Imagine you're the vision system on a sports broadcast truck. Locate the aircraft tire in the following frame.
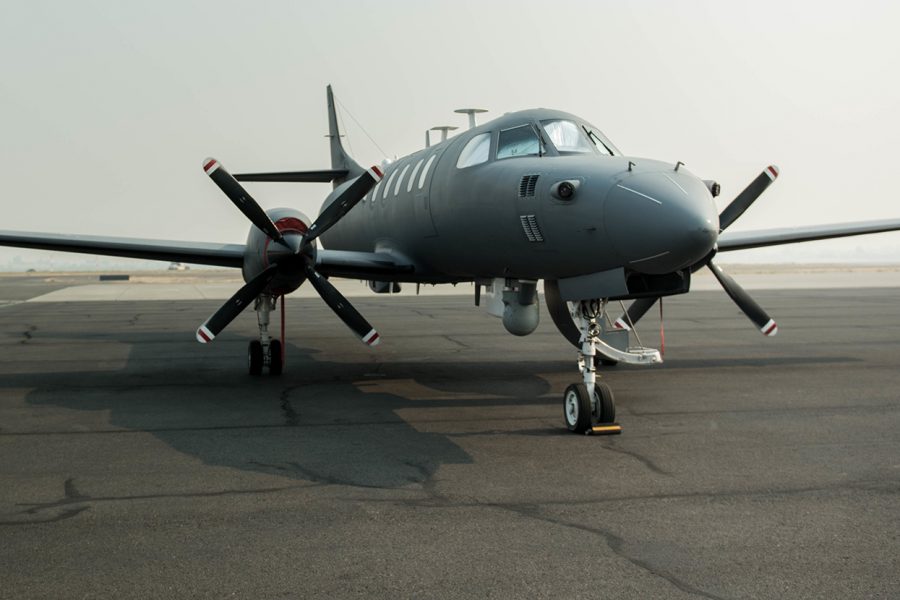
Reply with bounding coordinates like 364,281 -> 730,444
248,340 -> 264,376
269,340 -> 283,376
563,383 -> 592,433
593,382 -> 615,424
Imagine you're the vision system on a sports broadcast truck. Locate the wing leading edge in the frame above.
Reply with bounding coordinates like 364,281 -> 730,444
0,230 -> 417,279
717,218 -> 900,252
0,231 -> 245,268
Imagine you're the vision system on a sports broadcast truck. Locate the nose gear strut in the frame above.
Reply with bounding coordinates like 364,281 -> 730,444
563,299 -> 662,435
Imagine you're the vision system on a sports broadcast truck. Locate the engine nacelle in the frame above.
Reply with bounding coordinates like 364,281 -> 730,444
242,207 -> 312,295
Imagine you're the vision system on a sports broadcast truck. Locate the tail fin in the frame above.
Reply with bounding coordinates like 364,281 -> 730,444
327,85 -> 364,187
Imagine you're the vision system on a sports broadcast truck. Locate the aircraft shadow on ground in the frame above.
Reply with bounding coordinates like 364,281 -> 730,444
10,332 -> 573,489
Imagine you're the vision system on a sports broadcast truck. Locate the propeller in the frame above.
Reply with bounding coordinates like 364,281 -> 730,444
615,165 -> 780,336
196,159 -> 384,345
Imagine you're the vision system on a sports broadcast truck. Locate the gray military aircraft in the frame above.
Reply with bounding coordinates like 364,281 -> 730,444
3,85 -> 900,435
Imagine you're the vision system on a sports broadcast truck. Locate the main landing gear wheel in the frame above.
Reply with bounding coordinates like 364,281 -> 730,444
564,383 -> 593,433
248,340 -> 264,376
268,339 -> 283,376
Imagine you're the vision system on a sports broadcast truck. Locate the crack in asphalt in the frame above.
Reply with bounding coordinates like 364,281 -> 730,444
279,387 -> 301,426
600,440 -> 672,476
495,502 -> 728,600
19,325 -> 36,344
0,477 -> 317,526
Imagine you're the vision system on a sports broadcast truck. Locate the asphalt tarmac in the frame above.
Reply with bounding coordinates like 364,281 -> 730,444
1,278 -> 899,599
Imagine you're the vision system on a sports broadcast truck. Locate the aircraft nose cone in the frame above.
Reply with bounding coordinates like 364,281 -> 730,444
604,170 -> 718,274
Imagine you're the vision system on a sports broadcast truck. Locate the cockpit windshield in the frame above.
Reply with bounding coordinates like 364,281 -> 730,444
541,120 -> 593,153
541,119 -> 617,157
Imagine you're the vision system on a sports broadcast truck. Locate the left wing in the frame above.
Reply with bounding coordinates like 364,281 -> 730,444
717,218 -> 900,252
0,230 -> 419,280
0,230 -> 245,268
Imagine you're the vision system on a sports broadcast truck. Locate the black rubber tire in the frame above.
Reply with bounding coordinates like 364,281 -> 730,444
563,383 -> 593,433
268,340 -> 283,376
248,340 -> 264,376
593,382 -> 616,424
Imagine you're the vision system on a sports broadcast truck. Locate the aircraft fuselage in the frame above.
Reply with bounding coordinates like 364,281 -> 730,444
320,108 -> 719,284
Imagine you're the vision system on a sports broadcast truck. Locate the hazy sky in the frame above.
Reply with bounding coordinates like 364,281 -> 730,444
2,0 -> 900,267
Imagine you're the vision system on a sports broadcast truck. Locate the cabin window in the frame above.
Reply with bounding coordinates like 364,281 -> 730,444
407,158 -> 425,192
383,169 -> 399,199
394,164 -> 411,196
456,133 -> 491,168
497,124 -> 541,159
542,120 -> 593,153
418,154 -> 436,189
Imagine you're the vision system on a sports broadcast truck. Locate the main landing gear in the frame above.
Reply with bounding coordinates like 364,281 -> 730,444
563,299 -> 663,435
248,294 -> 283,376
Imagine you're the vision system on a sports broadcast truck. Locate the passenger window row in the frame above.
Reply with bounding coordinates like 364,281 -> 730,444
364,153 -> 437,204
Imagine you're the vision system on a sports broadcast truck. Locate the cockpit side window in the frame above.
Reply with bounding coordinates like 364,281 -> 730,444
497,124 -> 541,160
541,119 -> 594,153
456,133 -> 491,168
584,127 -> 617,156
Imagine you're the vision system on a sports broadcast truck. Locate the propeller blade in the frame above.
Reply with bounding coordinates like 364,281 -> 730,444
707,261 -> 778,336
614,297 -> 658,331
196,265 -> 278,343
304,166 -> 383,244
203,158 -> 286,245
718,165 -> 779,232
304,263 -> 381,346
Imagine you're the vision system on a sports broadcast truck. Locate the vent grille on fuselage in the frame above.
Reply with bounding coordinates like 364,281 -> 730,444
518,174 -> 539,197
520,214 -> 544,242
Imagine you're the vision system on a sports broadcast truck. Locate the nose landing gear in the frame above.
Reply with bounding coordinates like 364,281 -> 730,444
248,294 -> 284,376
563,299 -> 662,434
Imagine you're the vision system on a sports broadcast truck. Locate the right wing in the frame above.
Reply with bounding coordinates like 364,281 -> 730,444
0,230 -> 245,268
717,218 -> 900,252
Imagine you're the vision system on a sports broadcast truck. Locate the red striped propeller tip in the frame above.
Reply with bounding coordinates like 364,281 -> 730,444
202,158 -> 221,175
761,319 -> 778,336
367,165 -> 384,181
362,329 -> 381,346
196,325 -> 215,343
765,165 -> 780,181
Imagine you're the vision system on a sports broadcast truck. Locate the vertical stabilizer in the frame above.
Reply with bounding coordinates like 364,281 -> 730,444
327,85 -> 364,187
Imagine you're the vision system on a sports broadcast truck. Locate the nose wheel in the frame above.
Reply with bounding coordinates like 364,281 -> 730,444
563,300 -> 621,435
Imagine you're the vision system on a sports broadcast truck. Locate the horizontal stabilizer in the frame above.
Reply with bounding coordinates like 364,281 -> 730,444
234,169 -> 349,183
